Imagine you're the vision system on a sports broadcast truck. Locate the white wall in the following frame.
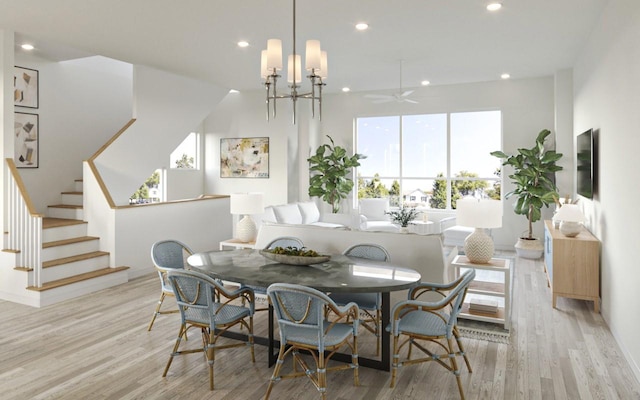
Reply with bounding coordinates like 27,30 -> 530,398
0,30 -> 14,233
11,55 -> 132,213
573,0 -> 640,380
203,91 -> 295,207
95,65 -> 228,205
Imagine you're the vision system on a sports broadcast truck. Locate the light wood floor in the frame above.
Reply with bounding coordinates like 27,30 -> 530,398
1,255 -> 639,399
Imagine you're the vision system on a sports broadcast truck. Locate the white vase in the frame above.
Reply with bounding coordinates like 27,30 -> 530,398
399,226 -> 409,234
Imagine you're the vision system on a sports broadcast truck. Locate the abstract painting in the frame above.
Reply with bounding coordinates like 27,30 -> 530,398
14,112 -> 39,168
220,137 -> 269,178
14,66 -> 39,109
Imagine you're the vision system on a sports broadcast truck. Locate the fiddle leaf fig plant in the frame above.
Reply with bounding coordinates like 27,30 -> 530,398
308,135 -> 366,213
491,129 -> 563,239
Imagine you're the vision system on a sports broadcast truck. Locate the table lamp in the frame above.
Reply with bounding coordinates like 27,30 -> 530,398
456,198 -> 503,264
230,192 -> 264,242
554,203 -> 585,237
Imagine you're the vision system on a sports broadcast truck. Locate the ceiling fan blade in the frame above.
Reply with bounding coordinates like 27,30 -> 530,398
400,90 -> 414,97
364,94 -> 395,99
403,98 -> 419,104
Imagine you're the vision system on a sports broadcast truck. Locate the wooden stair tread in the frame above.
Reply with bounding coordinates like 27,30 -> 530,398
43,218 -> 87,229
26,266 -> 129,292
43,251 -> 109,268
47,204 -> 83,209
43,236 -> 99,249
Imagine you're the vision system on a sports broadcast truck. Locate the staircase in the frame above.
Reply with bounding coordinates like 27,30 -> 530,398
11,179 -> 129,307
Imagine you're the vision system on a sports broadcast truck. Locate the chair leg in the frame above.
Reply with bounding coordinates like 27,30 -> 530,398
265,345 -> 287,400
318,352 -> 327,400
390,334 -> 399,388
375,308 -> 381,356
249,316 -> 255,363
352,334 -> 360,386
162,324 -> 185,377
206,328 -> 215,390
447,337 -> 466,400
147,292 -> 166,331
453,327 -> 472,372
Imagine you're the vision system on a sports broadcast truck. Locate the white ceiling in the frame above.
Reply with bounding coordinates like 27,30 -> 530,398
1,0 -> 607,94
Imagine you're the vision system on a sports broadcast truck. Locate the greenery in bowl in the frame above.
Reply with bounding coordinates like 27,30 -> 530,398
385,204 -> 421,227
270,246 -> 320,257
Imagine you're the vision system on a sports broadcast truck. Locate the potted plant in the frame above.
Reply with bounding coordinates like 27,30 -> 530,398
308,135 -> 366,213
386,204 -> 421,232
491,129 -> 563,259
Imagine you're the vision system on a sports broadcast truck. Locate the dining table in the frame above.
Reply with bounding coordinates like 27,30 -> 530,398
187,248 -> 422,371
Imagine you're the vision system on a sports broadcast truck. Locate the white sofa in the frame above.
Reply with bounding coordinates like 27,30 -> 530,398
255,223 -> 457,305
358,198 -> 399,232
260,201 -> 346,229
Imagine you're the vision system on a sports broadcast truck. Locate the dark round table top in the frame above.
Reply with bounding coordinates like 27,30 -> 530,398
187,249 -> 421,293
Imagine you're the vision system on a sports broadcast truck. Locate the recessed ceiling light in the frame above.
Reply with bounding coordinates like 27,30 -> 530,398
237,41 -> 249,48
501,73 -> 510,79
355,23 -> 369,31
342,87 -> 351,92
421,80 -> 430,86
21,44 -> 34,50
487,3 -> 502,11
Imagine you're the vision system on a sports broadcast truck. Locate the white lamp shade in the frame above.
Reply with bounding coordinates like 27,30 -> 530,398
456,198 -> 503,228
287,54 -> 302,84
230,193 -> 264,215
305,40 -> 321,71
554,204 -> 585,222
318,51 -> 328,78
266,39 -> 282,70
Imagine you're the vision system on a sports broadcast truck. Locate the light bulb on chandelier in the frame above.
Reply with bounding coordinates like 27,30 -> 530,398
261,0 -> 327,124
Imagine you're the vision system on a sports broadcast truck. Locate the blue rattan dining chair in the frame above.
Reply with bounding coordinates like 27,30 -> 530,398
245,237 -> 304,309
329,243 -> 390,356
147,239 -> 193,331
389,268 -> 476,399
163,269 -> 255,390
265,283 -> 360,400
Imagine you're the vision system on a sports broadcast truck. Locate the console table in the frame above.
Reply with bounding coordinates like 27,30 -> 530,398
543,220 -> 600,312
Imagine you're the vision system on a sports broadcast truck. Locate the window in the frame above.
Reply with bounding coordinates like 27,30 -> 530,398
129,168 -> 164,204
356,111 -> 501,209
170,132 -> 200,169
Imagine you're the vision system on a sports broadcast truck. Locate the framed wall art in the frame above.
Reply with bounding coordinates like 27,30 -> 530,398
14,112 -> 39,168
14,66 -> 39,109
220,137 -> 269,178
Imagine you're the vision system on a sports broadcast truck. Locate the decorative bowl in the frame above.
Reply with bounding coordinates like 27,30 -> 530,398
259,250 -> 330,266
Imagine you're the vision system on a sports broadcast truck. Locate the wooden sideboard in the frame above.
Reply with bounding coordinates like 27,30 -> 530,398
543,220 -> 600,312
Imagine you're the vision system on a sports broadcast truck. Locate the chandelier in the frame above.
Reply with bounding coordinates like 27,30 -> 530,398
260,0 -> 327,124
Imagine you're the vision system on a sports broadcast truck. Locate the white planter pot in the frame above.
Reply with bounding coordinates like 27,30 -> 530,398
514,237 -> 543,259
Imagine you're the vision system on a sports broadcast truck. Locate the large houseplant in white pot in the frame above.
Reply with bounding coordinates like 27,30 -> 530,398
308,135 -> 366,214
491,129 -> 563,259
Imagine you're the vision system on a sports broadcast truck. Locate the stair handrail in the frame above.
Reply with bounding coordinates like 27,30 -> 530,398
86,118 -> 136,209
5,158 -> 44,287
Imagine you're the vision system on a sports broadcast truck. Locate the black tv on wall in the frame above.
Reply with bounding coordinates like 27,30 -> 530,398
576,129 -> 596,199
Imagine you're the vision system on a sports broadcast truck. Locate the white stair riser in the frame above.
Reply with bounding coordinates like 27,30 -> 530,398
48,207 -> 84,220
42,240 -> 100,261
43,223 -> 88,243
61,193 -> 83,206
74,181 -> 83,192
38,270 -> 129,308
40,255 -> 110,282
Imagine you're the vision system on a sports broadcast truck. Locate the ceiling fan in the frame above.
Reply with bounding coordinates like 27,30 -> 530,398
364,60 -> 418,104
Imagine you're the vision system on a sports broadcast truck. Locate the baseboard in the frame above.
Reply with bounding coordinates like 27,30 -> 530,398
601,307 -> 640,385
